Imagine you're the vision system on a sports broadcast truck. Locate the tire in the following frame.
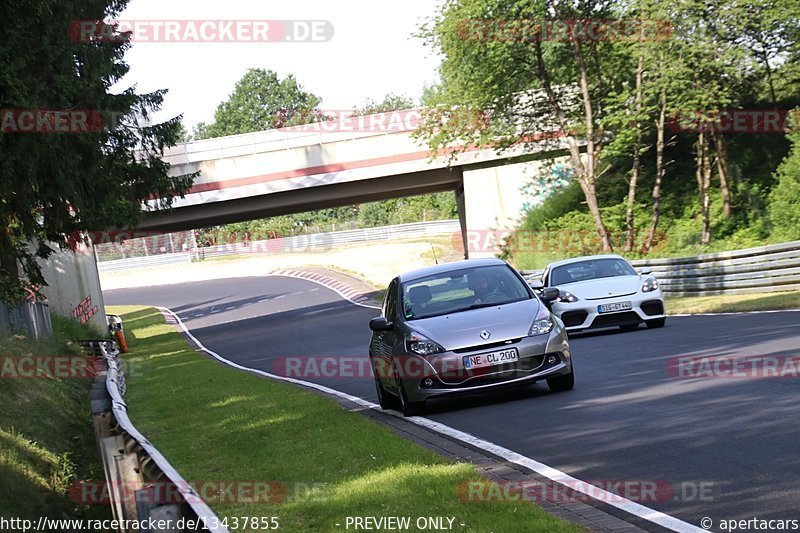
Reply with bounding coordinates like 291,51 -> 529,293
374,373 -> 400,411
646,318 -> 666,328
389,359 -> 425,416
397,380 -> 425,416
547,364 -> 575,393
619,323 -> 639,331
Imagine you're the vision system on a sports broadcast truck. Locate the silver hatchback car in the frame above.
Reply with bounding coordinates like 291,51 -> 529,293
368,258 -> 574,416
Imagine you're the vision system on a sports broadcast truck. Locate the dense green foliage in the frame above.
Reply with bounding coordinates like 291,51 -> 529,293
0,0 -> 194,303
191,69 -> 324,140
416,0 -> 800,266
769,115 -> 800,243
509,114 -> 800,268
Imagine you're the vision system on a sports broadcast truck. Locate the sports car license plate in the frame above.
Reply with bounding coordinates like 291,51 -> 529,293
598,301 -> 633,313
463,348 -> 519,370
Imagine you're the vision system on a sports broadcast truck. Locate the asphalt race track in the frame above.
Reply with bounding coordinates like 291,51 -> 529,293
105,275 -> 800,531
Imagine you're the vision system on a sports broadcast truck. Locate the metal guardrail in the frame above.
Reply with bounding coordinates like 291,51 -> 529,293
196,219 -> 461,260
96,220 -> 461,271
97,252 -> 192,273
629,240 -> 800,296
0,300 -> 53,339
520,240 -> 800,296
85,340 -> 227,533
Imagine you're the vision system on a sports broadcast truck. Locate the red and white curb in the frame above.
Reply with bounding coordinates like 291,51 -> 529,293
267,269 -> 380,309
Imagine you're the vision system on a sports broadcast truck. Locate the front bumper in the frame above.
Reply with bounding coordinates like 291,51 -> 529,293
399,325 -> 571,403
552,291 -> 665,331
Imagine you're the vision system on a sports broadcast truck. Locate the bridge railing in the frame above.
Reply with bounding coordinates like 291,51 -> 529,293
520,240 -> 800,296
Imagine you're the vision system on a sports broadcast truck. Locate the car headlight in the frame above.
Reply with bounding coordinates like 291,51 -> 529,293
558,291 -> 579,303
528,306 -> 554,336
642,277 -> 659,292
405,332 -> 445,356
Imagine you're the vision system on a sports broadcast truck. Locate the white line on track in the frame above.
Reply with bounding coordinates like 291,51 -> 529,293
156,294 -> 706,532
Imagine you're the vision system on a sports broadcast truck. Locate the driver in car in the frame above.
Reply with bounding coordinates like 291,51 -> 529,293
470,271 -> 504,304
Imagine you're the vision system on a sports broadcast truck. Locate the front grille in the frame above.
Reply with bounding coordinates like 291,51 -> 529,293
436,353 -> 556,387
590,311 -> 641,328
641,300 -> 664,316
453,338 -> 522,354
561,310 -> 588,327
585,291 -> 637,301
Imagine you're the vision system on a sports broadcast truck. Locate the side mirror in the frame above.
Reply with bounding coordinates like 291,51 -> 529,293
541,287 -> 560,303
369,317 -> 394,331
639,267 -> 652,275
528,279 -> 544,290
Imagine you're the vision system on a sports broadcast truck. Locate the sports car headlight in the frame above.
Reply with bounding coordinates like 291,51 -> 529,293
405,332 -> 445,356
558,291 -> 579,303
642,277 -> 659,292
528,306 -> 554,336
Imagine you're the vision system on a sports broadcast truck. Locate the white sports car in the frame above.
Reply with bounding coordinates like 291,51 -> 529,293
535,254 -> 666,332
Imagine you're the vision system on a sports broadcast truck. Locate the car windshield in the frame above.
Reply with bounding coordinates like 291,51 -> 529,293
401,264 -> 530,320
550,258 -> 637,285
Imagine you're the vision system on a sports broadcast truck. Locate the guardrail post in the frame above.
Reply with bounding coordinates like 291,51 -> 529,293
147,504 -> 183,532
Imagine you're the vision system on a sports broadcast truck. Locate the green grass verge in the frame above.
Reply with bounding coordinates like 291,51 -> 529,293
110,305 -> 582,533
666,290 -> 800,314
0,315 -> 110,521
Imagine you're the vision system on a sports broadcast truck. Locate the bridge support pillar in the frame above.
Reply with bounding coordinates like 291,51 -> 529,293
455,176 -> 468,260
461,158 -> 568,260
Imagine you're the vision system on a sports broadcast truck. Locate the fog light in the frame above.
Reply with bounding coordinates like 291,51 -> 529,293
547,356 -> 558,365
423,378 -> 433,387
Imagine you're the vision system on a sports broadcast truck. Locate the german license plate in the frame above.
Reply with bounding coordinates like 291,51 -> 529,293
598,301 -> 633,313
463,348 -> 519,370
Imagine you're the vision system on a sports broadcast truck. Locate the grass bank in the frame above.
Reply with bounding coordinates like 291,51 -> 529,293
110,305 -> 581,533
0,316 -> 110,521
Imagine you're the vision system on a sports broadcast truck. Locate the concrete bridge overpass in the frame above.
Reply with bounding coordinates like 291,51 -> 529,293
138,110 -> 571,256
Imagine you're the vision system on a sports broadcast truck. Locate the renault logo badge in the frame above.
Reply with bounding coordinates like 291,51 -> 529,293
480,330 -> 491,340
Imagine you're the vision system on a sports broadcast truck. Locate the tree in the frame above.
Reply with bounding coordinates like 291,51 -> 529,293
0,0 -> 194,304
194,69 -> 323,139
768,109 -> 800,242
417,0 -> 645,252
354,93 -> 416,115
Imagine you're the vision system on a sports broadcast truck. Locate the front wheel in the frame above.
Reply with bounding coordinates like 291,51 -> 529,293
396,377 -> 425,416
547,365 -> 575,393
646,318 -> 666,328
391,360 -> 425,416
374,373 -> 400,411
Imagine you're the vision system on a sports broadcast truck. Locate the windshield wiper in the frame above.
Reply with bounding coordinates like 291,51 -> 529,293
467,302 -> 501,310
